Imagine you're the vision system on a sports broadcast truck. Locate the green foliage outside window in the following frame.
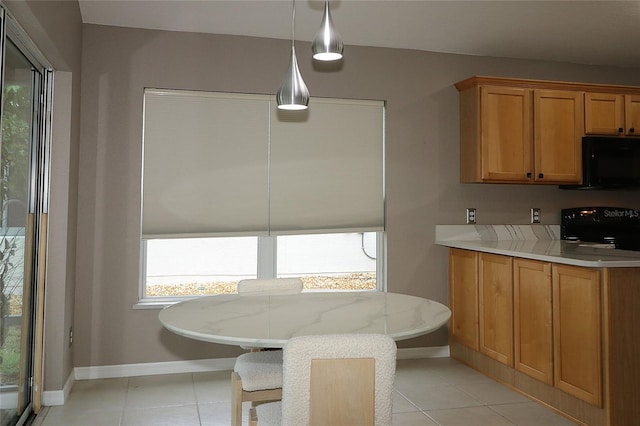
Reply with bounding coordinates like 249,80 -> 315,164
0,83 -> 31,385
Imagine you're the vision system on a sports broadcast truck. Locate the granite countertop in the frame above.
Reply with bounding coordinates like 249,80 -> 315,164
435,225 -> 640,268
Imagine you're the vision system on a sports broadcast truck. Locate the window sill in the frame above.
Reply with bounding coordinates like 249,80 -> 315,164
132,296 -> 199,310
133,289 -> 381,310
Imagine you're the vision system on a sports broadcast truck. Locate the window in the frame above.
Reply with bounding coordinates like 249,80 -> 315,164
142,232 -> 383,300
140,90 -> 385,303
276,233 -> 378,290
144,236 -> 258,297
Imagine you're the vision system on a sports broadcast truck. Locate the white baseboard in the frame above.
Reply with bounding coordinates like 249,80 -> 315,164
42,370 -> 74,406
42,346 -> 449,406
74,357 -> 237,381
397,345 -> 449,359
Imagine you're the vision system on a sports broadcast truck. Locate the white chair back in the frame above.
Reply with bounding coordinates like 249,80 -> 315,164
281,334 -> 396,426
237,278 -> 303,296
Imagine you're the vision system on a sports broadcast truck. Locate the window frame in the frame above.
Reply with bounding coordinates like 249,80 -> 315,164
135,232 -> 386,308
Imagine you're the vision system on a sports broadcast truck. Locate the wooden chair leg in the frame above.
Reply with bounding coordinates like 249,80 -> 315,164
249,407 -> 258,426
231,369 -> 283,425
231,372 -> 243,426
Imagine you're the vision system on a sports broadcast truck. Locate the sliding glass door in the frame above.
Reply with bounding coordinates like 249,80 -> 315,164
0,7 -> 52,426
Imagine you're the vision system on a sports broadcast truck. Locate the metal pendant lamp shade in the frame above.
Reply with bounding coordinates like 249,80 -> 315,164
277,0 -> 309,110
276,45 -> 309,110
312,0 -> 343,61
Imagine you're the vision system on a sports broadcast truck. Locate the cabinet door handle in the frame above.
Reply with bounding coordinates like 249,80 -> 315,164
538,173 -> 544,179
630,127 -> 635,133
526,172 -> 532,178
618,127 -> 624,133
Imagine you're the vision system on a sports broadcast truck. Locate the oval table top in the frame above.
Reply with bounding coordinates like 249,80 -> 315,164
158,291 -> 451,348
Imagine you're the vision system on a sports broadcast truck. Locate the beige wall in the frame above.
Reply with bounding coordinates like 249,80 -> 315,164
77,23 -> 640,367
3,1 -> 82,390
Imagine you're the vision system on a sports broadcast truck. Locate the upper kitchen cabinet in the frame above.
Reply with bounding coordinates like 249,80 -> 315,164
533,90 -> 583,183
584,93 -> 640,136
626,96 -> 640,135
456,77 -> 582,184
458,83 -> 530,183
456,76 -> 640,185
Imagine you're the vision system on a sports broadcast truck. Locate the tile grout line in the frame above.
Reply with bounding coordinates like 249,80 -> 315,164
484,403 -> 524,426
420,409 -> 444,426
191,373 -> 205,426
119,376 -> 130,426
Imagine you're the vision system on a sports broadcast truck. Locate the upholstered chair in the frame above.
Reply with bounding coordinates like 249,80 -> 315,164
231,277 -> 303,426
251,333 -> 397,426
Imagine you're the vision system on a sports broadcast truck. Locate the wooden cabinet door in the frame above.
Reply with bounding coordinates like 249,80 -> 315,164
625,95 -> 640,136
533,90 -> 583,183
449,249 -> 479,350
513,259 -> 553,384
480,86 -> 532,182
584,92 -> 625,135
479,253 -> 513,366
552,264 -> 602,406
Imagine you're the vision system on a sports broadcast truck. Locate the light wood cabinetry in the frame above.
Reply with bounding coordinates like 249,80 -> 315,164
513,258 -> 553,385
585,92 -> 640,136
533,90 -> 583,183
448,248 -> 478,350
475,86 -> 532,182
585,93 -> 624,135
478,253 -> 513,366
448,248 -> 640,426
456,76 -> 640,185
457,80 -> 582,184
552,264 -> 602,406
625,95 -> 640,136
604,268 -> 640,426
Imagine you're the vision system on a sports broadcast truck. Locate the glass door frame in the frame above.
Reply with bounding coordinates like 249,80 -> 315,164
0,4 -> 53,426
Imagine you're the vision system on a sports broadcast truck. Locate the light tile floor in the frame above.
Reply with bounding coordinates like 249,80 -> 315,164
33,357 -> 577,426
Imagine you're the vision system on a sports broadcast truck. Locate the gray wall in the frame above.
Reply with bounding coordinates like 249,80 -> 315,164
77,23 -> 640,368
3,1 -> 82,390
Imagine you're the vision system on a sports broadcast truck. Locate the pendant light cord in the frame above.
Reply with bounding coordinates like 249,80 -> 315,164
291,0 -> 296,48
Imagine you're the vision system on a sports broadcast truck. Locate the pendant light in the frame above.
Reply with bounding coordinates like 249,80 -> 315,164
312,0 -> 343,61
276,0 -> 309,110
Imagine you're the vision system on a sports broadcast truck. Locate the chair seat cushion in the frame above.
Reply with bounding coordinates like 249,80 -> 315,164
234,350 -> 283,391
255,401 -> 282,425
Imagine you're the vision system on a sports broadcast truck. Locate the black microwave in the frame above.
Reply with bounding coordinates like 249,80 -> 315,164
560,136 -> 640,190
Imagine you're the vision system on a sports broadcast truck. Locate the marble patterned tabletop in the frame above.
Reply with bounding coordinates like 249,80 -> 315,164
158,292 -> 451,348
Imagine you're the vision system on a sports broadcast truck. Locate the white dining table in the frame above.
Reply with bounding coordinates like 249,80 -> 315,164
158,291 -> 451,348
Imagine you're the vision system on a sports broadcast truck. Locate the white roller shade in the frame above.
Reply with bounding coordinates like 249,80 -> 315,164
269,97 -> 385,235
142,90 -> 384,238
142,89 -> 270,238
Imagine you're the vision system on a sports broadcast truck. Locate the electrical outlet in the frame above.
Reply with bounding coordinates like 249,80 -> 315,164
531,208 -> 541,224
466,208 -> 477,224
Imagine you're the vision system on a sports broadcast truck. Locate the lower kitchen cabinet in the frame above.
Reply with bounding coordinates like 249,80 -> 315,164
513,258 -> 553,385
448,248 -> 479,350
449,250 -> 604,406
552,264 -> 602,406
448,248 -> 640,425
479,253 -> 513,366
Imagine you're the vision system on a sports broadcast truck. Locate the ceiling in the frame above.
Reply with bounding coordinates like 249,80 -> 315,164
78,1 -> 640,68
